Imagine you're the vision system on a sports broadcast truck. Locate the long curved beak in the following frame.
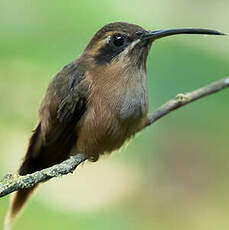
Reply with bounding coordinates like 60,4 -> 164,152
142,28 -> 226,41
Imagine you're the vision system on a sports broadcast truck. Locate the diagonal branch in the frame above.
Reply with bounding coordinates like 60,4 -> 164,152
0,154 -> 87,197
0,76 -> 229,198
143,77 -> 229,128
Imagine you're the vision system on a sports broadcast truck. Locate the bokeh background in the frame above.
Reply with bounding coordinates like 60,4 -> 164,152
0,0 -> 229,229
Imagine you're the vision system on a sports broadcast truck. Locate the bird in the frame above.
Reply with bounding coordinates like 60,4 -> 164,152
4,22 -> 224,229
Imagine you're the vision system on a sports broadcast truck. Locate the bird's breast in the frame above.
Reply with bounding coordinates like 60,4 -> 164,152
75,69 -> 148,159
119,80 -> 148,122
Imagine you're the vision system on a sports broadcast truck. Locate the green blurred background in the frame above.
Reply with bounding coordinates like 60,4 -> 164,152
0,0 -> 229,229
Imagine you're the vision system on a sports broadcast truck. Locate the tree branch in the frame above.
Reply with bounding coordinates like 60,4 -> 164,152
143,77 -> 229,128
0,76 -> 229,198
0,154 -> 87,197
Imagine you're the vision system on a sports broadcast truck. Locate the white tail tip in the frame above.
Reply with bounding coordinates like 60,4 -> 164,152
4,211 -> 12,230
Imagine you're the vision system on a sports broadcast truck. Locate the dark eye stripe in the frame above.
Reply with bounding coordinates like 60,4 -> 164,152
94,34 -> 130,65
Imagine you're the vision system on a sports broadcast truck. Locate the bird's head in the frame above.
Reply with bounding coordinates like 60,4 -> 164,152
82,22 -> 225,71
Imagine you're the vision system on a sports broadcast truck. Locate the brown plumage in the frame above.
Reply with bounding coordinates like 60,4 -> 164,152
5,22 -> 224,229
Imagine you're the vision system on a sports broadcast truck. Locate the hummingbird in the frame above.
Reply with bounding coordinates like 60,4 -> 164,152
5,22 -> 224,228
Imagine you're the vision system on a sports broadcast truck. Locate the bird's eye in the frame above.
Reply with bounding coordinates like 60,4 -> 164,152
110,33 -> 128,48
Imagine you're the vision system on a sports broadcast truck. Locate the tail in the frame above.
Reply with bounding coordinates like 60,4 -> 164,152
4,123 -> 42,229
4,187 -> 36,230
5,120 -> 77,229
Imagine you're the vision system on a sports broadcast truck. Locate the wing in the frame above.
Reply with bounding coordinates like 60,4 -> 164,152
20,60 -> 88,175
